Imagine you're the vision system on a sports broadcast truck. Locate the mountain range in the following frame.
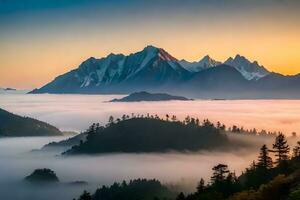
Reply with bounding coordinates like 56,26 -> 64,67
30,45 -> 300,99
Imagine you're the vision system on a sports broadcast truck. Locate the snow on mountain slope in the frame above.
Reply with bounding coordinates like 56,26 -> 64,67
30,45 -> 277,95
33,45 -> 190,93
224,55 -> 269,80
179,55 -> 221,72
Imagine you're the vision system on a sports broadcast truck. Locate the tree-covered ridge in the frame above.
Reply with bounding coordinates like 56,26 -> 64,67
64,114 -> 235,154
74,179 -> 174,200
0,108 -> 62,136
75,134 -> 300,200
176,133 -> 300,200
64,113 -> 293,155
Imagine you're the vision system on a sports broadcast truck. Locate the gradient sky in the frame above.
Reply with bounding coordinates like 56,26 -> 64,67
1,0 -> 300,89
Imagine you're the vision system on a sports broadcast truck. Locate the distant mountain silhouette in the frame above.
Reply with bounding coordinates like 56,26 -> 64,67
40,132 -> 87,151
30,45 -> 300,99
0,108 -> 62,137
110,91 -> 191,102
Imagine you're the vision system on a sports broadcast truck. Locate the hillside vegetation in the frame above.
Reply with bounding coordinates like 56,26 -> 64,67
65,115 -> 234,154
0,108 -> 62,136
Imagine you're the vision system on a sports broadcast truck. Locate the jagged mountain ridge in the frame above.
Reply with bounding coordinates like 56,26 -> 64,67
30,45 -> 300,98
179,55 -> 222,72
31,45 -> 191,94
224,54 -> 270,80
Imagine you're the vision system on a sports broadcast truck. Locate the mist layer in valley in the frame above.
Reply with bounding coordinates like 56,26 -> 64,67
1,93 -> 300,199
0,135 -> 286,200
0,93 -> 300,135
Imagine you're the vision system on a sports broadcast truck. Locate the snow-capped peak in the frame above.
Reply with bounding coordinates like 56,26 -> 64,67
179,55 -> 221,72
224,54 -> 270,80
142,45 -> 177,62
198,55 -> 221,68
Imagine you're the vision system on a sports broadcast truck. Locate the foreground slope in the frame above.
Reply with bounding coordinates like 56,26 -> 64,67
0,108 -> 62,136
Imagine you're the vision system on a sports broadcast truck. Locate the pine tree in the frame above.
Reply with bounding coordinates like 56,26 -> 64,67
176,192 -> 185,200
257,144 -> 273,169
78,190 -> 92,200
108,116 -> 114,125
166,114 -> 169,121
211,164 -> 230,184
271,133 -> 290,164
171,115 -> 177,122
293,141 -> 300,158
196,178 -> 205,193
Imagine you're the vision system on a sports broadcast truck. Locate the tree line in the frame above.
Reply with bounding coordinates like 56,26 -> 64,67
74,133 -> 300,200
85,113 -> 296,138
175,133 -> 300,200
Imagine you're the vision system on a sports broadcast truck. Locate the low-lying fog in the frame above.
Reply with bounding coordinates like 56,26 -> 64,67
1,93 -> 300,135
1,93 -> 300,199
0,136 -> 270,200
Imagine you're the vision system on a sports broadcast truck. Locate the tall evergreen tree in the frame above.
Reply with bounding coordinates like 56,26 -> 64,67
293,141 -> 300,158
176,192 -> 185,200
257,144 -> 273,169
108,116 -> 114,125
271,133 -> 290,164
78,190 -> 92,200
196,178 -> 205,194
211,164 -> 230,184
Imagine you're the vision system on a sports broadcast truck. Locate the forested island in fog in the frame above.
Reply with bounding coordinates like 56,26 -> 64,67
64,115 -> 234,155
61,114 -> 282,155
110,91 -> 192,102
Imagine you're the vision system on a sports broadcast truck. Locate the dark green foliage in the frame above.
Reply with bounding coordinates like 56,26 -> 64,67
42,132 -> 87,150
76,191 -> 92,200
289,186 -> 300,200
0,108 -> 62,136
73,134 -> 300,200
196,178 -> 205,194
271,133 -> 290,164
176,192 -> 185,200
211,164 -> 230,183
257,145 -> 273,169
91,179 -> 174,200
293,141 -> 300,158
25,168 -> 59,183
240,165 -> 273,190
175,136 -> 300,200
210,164 -> 241,198
65,117 -> 232,154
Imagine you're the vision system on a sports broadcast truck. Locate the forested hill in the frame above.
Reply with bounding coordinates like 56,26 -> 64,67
64,116 -> 237,155
0,108 -> 62,137
75,134 -> 300,200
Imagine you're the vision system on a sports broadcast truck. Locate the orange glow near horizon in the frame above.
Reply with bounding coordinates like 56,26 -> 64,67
1,3 -> 300,89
